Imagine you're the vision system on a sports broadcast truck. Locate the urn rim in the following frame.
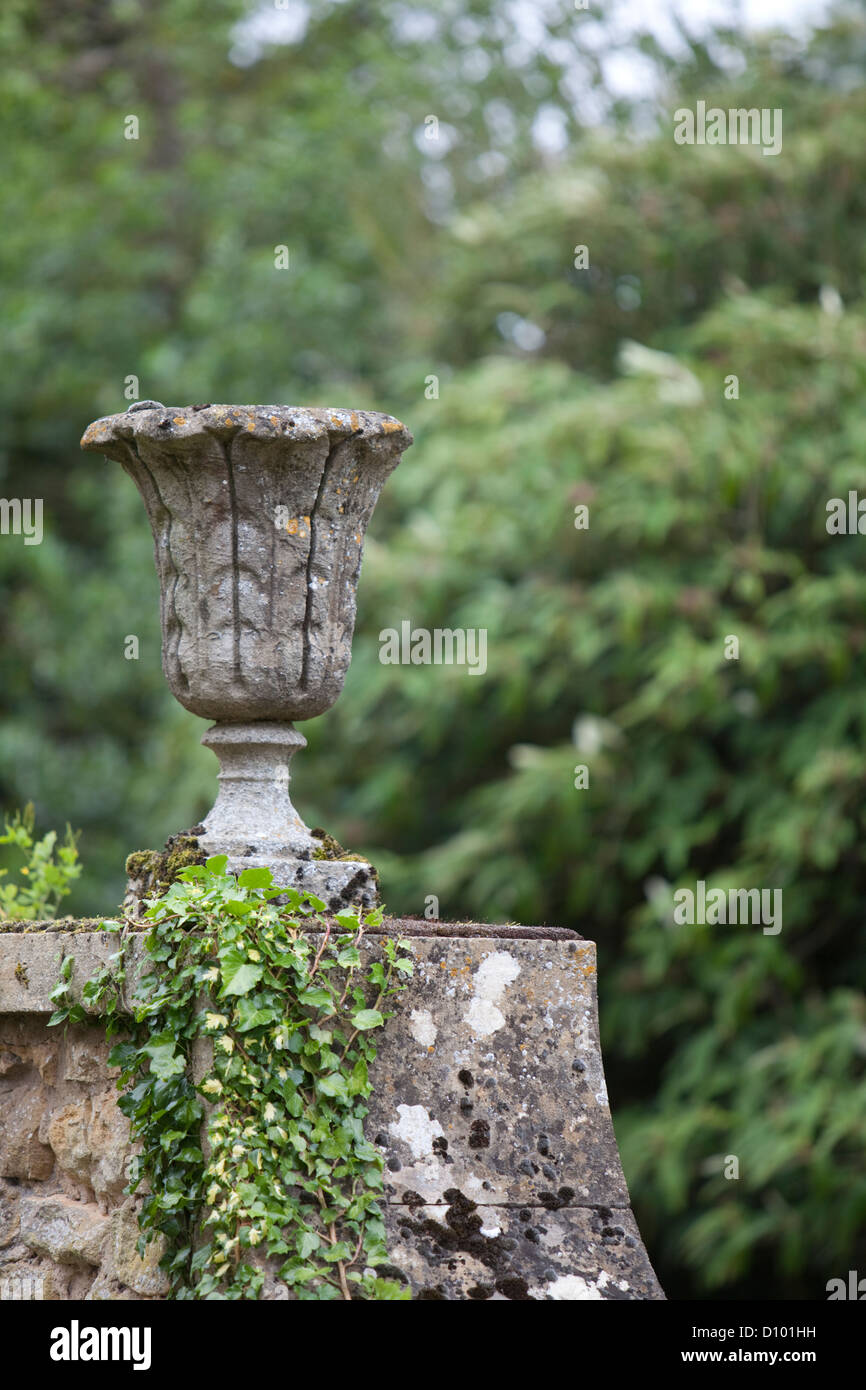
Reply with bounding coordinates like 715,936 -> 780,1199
80,403 -> 412,453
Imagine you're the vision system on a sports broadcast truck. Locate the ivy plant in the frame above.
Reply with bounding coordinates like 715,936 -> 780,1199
52,857 -> 413,1300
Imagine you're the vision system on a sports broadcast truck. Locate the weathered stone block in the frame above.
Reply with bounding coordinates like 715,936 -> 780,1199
369,937 -> 629,1209
88,1091 -> 135,1202
45,1101 -> 92,1186
19,1194 -> 109,1267
0,1089 -> 54,1181
104,1200 -> 170,1297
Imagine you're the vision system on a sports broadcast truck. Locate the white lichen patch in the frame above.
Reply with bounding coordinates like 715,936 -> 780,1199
535,1274 -> 605,1300
537,1217 -> 566,1248
408,1008 -> 437,1048
417,1204 -> 450,1225
388,1103 -> 444,1159
479,1222 -> 501,1239
463,951 -> 521,1038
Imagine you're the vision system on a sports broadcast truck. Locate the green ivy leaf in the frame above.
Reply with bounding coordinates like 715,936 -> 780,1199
219,949 -> 264,997
141,1033 -> 187,1080
297,1230 -> 320,1259
351,1009 -> 385,1031
317,1073 -> 349,1100
234,998 -> 280,1032
237,867 -> 274,889
223,899 -> 255,917
322,1241 -> 352,1262
297,987 -> 333,1008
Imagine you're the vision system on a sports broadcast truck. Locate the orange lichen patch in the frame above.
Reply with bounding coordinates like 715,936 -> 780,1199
284,516 -> 310,537
349,411 -> 360,431
269,415 -> 279,426
382,418 -> 403,433
173,416 -> 185,426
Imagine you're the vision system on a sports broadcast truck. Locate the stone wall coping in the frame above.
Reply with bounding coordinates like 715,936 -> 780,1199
0,926 -> 590,1016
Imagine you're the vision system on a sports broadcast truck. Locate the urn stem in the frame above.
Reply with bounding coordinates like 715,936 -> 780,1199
199,722 -> 316,860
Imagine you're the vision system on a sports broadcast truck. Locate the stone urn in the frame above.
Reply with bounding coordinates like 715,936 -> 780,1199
81,402 -> 412,907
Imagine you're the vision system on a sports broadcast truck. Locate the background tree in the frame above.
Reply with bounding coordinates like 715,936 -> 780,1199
1,0 -> 865,1299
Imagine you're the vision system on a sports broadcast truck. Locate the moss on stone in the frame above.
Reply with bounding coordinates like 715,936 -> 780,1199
310,827 -> 374,867
124,833 -> 207,906
310,828 -> 347,861
125,851 -> 160,879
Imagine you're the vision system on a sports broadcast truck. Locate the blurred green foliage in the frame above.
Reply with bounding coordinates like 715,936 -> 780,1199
1,0 -> 865,1299
0,803 -> 80,919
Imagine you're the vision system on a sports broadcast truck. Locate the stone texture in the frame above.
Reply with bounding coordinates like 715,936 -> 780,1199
368,938 -> 629,1209
0,928 -> 664,1300
0,933 -> 126,1015
386,1202 -> 661,1301
0,1008 -> 147,1300
19,1194 -> 109,1266
103,1199 -> 170,1297
0,1086 -> 54,1181
45,1102 -> 92,1185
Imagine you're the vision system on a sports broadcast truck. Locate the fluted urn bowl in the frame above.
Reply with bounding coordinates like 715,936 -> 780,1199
81,403 -> 411,719
82,402 -> 412,907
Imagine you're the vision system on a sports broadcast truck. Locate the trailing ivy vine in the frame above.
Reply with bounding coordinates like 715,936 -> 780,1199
51,856 -> 413,1300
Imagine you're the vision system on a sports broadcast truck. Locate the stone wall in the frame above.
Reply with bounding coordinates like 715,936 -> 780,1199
0,1013 -> 167,1300
0,927 -> 664,1301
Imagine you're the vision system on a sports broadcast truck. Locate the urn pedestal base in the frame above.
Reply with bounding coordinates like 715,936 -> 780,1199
195,721 -> 379,911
